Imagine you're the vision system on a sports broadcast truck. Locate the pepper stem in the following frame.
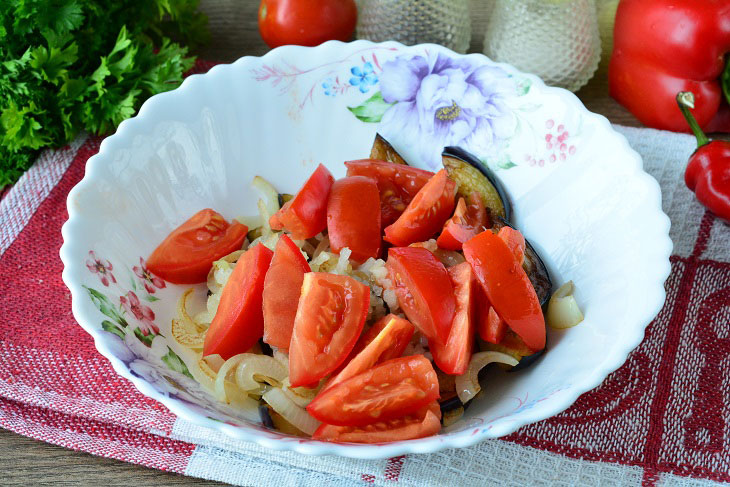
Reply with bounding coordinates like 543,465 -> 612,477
676,92 -> 710,148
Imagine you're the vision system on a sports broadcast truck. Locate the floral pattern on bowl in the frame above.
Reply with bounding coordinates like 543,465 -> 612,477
61,40 -> 672,459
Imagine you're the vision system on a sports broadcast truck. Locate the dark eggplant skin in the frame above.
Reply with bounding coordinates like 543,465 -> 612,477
370,133 -> 408,165
258,402 -> 275,429
442,146 -> 512,223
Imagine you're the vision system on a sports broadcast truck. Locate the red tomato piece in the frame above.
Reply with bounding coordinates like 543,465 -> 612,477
203,244 -> 274,359
323,314 -> 414,392
258,0 -> 357,49
269,164 -> 334,239
463,230 -> 545,352
475,285 -> 507,344
429,262 -> 475,375
497,226 -> 525,264
312,401 -> 441,443
344,159 -> 434,227
384,169 -> 457,247
436,192 -> 488,251
262,235 -> 310,350
386,247 -> 455,345
326,176 -> 382,263
288,273 -> 370,387
147,209 -> 247,284
307,355 -> 439,426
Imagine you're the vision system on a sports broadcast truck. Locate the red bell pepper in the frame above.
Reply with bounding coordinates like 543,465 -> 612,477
609,0 -> 730,133
676,92 -> 730,222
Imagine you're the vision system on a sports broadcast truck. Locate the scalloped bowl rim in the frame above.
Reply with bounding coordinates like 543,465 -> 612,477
60,40 -> 672,459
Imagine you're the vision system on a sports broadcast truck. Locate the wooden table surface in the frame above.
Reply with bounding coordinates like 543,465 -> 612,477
0,1 -> 660,486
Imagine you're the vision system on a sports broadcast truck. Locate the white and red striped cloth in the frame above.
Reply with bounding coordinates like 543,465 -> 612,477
1,116 -> 729,484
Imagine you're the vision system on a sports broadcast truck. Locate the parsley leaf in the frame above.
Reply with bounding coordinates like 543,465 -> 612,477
0,0 -> 208,189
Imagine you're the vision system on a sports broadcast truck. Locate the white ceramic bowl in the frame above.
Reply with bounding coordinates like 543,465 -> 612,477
60,40 -> 672,458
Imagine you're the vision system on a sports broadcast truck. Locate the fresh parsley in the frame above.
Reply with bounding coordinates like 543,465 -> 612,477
0,0 -> 209,189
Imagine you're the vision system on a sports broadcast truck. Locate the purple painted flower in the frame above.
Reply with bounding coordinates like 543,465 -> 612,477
378,52 -> 517,169
86,251 -> 116,287
120,291 -> 159,336
132,257 -> 166,294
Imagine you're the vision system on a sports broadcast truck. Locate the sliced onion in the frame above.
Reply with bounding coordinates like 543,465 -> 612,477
214,354 -> 254,406
547,281 -> 584,329
252,175 -> 280,217
236,214 -> 263,230
281,377 -> 322,408
312,236 -> 330,259
262,387 -> 321,435
257,199 -> 272,234
234,354 -> 287,391
455,351 -> 519,404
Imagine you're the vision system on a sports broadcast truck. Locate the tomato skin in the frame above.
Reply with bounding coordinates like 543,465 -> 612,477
203,244 -> 274,359
326,176 -> 382,263
386,247 -> 455,345
429,262 -> 475,375
258,0 -> 357,49
288,273 -> 370,387
437,192 -> 488,251
497,226 -> 525,264
307,355 -> 439,426
323,314 -> 414,392
262,235 -> 310,350
345,159 -> 434,227
312,401 -> 441,443
269,164 -> 334,239
384,169 -> 457,247
463,230 -> 545,351
475,285 -> 507,344
147,209 -> 247,284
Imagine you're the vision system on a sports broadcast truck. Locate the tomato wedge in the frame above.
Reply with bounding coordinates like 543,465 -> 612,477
147,209 -> 247,284
307,355 -> 439,426
262,235 -> 310,350
463,230 -> 545,351
386,247 -> 455,344
429,262 -> 475,375
345,159 -> 434,227
203,244 -> 274,359
384,169 -> 457,246
326,176 -> 381,263
475,285 -> 507,344
312,401 -> 441,443
497,226 -> 525,264
437,192 -> 488,251
269,164 -> 334,239
288,273 -> 370,387
324,314 -> 414,392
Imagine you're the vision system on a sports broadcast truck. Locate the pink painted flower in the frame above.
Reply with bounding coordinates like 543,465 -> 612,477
132,257 -> 166,294
86,251 -> 116,287
120,291 -> 159,335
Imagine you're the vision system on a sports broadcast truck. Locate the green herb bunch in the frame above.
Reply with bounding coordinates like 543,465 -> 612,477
0,0 -> 209,189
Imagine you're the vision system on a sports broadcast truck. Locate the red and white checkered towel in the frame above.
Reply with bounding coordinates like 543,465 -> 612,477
1,112 -> 729,484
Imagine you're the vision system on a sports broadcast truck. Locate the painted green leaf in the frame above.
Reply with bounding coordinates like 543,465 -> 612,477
497,160 -> 517,170
144,294 -> 160,302
84,285 -> 128,327
102,320 -> 125,339
162,347 -> 194,379
347,91 -> 394,123
133,327 -> 155,347
516,78 -> 532,96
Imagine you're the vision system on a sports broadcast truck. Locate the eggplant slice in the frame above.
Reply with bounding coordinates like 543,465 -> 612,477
370,133 -> 408,165
441,146 -> 511,223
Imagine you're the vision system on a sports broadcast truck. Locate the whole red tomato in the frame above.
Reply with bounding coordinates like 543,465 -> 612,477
258,0 -> 357,48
